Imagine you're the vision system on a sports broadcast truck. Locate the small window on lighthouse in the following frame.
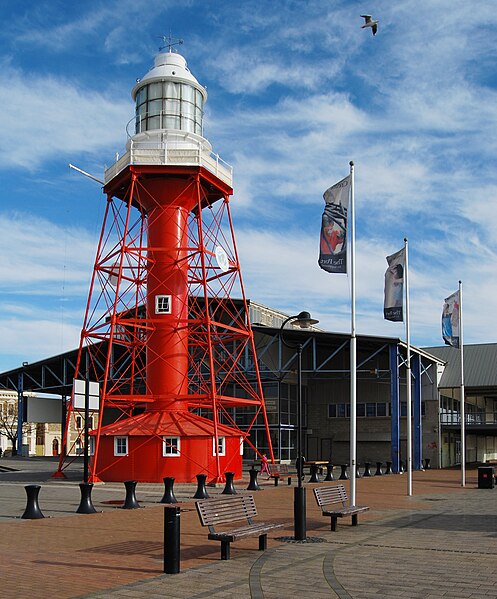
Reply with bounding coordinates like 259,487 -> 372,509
155,295 -> 172,314
213,436 -> 226,456
114,436 -> 128,456
163,436 -> 180,457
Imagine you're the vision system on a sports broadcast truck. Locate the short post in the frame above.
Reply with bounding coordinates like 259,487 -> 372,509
294,486 -> 306,541
122,480 -> 140,509
363,462 -> 372,477
163,506 -> 180,574
193,474 -> 209,499
222,472 -> 237,495
339,464 -> 349,480
76,482 -> 97,514
308,463 -> 320,483
325,463 -> 334,481
246,468 -> 261,491
356,464 -> 362,478
161,477 -> 178,504
287,476 -> 292,485
22,485 -> 45,519
274,475 -> 280,487
398,460 -> 405,474
424,458 -> 431,470
375,462 -> 383,476
385,461 -> 393,475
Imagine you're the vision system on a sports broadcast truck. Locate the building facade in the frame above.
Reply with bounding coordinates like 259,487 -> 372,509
4,304 -> 496,470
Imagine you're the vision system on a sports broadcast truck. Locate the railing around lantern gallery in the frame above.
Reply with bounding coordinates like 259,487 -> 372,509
104,116 -> 233,187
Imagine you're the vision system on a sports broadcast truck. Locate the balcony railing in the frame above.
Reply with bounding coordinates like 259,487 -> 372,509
441,413 -> 497,426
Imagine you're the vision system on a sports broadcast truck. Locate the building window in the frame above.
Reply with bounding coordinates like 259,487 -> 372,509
213,436 -> 225,456
376,403 -> 387,417
155,295 -> 172,314
329,402 -> 391,418
163,436 -> 180,457
76,415 -> 94,430
114,436 -> 128,456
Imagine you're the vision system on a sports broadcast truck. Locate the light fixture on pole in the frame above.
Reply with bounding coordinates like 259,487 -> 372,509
279,311 -> 319,541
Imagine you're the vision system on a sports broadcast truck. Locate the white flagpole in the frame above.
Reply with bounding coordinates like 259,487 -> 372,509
459,280 -> 465,487
404,238 -> 412,496
349,160 -> 357,507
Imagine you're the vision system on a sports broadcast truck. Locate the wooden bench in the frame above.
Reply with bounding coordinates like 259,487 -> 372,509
313,484 -> 369,531
195,494 -> 284,560
267,463 -> 292,485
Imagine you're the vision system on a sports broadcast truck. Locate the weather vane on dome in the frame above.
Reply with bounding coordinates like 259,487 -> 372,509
159,33 -> 184,53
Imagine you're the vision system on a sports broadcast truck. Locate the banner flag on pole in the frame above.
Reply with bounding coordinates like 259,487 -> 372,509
442,290 -> 460,348
384,247 -> 406,322
318,175 -> 351,274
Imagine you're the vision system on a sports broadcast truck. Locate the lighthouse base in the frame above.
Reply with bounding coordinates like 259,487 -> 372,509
92,410 -> 243,483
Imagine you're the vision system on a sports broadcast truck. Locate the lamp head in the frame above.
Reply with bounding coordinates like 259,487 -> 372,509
292,311 -> 319,329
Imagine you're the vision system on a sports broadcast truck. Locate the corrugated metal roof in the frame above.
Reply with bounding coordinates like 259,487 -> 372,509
423,343 -> 497,389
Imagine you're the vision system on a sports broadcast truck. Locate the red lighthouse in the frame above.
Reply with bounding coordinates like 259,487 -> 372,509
58,44 -> 274,483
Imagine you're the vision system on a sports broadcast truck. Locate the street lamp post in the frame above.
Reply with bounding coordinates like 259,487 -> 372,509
279,311 -> 318,541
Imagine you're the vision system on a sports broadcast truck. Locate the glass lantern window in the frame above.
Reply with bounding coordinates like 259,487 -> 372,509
136,87 -> 147,106
165,81 -> 180,98
135,81 -> 204,134
181,84 -> 195,103
148,82 -> 163,100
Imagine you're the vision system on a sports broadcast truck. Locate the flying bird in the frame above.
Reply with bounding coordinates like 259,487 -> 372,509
361,15 -> 378,36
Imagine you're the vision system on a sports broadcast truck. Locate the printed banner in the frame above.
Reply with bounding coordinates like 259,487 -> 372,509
384,247 -> 405,322
442,290 -> 460,348
318,175 -> 351,274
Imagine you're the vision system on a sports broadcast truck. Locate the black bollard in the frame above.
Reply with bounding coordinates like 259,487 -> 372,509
356,464 -> 362,478
363,462 -> 372,477
193,474 -> 209,499
161,477 -> 178,504
424,458 -> 431,470
375,462 -> 383,476
164,506 -> 180,574
339,464 -> 349,480
22,485 -> 45,519
246,468 -> 261,491
308,463 -> 320,483
222,472 -> 237,495
325,463 -> 334,481
385,461 -> 393,475
399,460 -> 405,474
76,482 -> 97,514
122,480 -> 141,509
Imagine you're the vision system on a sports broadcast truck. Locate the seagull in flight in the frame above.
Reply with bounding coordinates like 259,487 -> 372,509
361,15 -> 378,36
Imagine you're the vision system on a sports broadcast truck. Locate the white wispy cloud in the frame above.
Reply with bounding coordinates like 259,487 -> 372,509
0,62 -> 132,170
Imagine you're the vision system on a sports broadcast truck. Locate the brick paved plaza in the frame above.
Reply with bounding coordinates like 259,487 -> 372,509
0,458 -> 495,598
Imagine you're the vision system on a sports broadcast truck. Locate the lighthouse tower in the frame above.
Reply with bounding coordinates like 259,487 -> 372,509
57,45 -> 274,483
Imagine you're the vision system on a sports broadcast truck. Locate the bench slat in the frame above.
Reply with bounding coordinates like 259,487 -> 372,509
322,506 -> 369,517
208,522 -> 282,542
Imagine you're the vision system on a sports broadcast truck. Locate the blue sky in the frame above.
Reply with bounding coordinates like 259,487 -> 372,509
1,1 -> 496,372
